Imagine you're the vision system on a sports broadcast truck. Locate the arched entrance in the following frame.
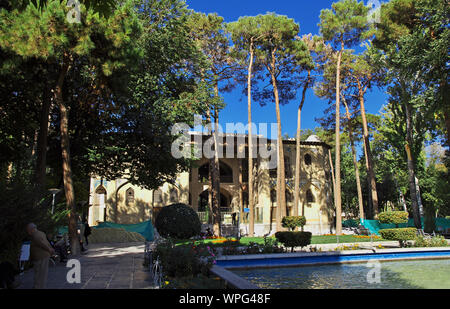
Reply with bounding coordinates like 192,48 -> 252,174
91,186 -> 107,224
198,161 -> 234,183
197,189 -> 232,224
198,189 -> 231,212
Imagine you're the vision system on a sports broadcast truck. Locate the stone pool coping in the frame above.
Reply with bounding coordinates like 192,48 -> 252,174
209,266 -> 260,289
216,247 -> 450,269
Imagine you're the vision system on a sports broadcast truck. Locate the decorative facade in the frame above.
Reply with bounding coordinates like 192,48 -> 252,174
88,134 -> 335,236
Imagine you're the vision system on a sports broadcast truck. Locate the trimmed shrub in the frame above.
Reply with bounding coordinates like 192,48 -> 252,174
155,204 -> 201,239
282,216 -> 307,231
378,211 -> 409,227
379,228 -> 417,247
275,231 -> 312,252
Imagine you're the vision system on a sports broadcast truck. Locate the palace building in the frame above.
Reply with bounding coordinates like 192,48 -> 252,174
88,133 -> 335,236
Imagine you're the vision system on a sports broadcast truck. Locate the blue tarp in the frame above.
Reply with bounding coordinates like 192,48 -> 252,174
57,220 -> 155,241
360,218 -> 450,235
95,220 -> 154,241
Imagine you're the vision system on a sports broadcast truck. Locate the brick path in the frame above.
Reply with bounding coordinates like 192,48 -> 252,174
17,243 -> 155,289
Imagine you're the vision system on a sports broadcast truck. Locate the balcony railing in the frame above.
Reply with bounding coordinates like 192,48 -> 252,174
197,208 -> 233,224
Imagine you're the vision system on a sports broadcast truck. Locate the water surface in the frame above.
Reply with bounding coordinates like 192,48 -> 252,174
233,259 -> 450,289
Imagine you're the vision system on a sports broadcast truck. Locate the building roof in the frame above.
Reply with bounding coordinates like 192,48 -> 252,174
306,135 -> 322,143
187,131 -> 331,149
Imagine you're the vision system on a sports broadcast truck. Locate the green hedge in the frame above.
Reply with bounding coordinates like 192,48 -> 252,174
378,211 -> 409,226
275,231 -> 312,252
379,228 -> 417,247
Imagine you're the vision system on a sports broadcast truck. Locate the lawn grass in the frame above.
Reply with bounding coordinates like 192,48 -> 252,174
175,235 -> 384,247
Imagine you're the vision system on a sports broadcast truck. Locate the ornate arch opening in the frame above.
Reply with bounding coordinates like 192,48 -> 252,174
126,187 -> 135,203
198,161 -> 234,183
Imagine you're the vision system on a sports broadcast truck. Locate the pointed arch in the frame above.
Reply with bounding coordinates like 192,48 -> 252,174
126,187 -> 135,203
304,153 -> 312,166
169,187 -> 179,203
306,189 -> 315,203
153,189 -> 163,206
198,160 -> 234,183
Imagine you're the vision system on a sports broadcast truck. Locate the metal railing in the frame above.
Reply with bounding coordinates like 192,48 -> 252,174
197,209 -> 233,224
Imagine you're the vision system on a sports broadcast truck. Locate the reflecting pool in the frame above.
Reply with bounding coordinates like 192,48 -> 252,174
233,259 -> 450,289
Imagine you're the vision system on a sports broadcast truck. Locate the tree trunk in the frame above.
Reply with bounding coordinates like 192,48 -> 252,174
247,43 -> 255,236
359,91 -> 379,218
294,108 -> 302,218
294,71 -> 311,219
239,159 -> 244,237
335,47 -> 343,235
207,85 -> 221,237
404,101 -> 422,229
208,158 -> 213,225
212,103 -> 221,237
342,97 -> 364,220
270,49 -> 287,232
328,148 -> 336,195
56,55 -> 80,256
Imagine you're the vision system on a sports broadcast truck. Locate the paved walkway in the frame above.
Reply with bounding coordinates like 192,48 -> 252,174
17,243 -> 155,289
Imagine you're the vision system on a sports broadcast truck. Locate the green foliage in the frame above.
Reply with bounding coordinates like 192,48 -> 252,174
275,231 -> 312,252
420,159 -> 450,219
220,237 -> 285,256
154,240 -> 215,278
259,237 -> 285,254
413,235 -> 448,248
379,228 -> 417,247
155,204 -> 202,239
378,211 -> 409,226
221,241 -> 243,256
250,13 -> 303,106
281,216 -> 307,231
318,0 -> 370,49
0,181 -> 56,266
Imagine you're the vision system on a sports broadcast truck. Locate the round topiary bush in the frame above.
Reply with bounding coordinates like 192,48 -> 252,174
155,203 -> 201,239
282,216 -> 307,231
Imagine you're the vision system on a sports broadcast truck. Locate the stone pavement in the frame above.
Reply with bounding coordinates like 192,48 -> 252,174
17,242 -> 155,289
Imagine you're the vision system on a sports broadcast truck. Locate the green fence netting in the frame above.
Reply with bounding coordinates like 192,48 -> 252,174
359,218 -> 450,236
57,220 -> 154,241
95,221 -> 154,241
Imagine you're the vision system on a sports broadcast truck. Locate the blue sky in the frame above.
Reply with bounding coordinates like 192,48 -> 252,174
186,0 -> 389,138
